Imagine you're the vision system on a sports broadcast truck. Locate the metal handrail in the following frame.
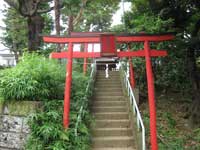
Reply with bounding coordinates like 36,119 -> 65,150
74,63 -> 96,136
120,62 -> 146,150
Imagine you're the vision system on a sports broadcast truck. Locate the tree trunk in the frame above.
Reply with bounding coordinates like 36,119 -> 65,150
68,15 -> 74,35
188,46 -> 200,128
12,41 -> 19,64
188,20 -> 200,128
54,0 -> 61,52
27,14 -> 44,52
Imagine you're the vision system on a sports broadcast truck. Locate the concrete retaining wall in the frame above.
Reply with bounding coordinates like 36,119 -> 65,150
0,101 -> 40,150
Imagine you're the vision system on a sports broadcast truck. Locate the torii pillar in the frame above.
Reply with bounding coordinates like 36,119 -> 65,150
83,43 -> 88,75
128,44 -> 136,88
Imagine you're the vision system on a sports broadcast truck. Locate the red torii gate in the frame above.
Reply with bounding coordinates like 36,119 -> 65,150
43,32 -> 174,150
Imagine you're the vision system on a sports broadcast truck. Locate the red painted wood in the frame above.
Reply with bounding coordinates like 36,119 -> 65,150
44,34 -> 174,44
63,43 -> 73,128
144,41 -> 158,150
73,52 -> 101,58
51,52 -> 68,58
51,50 -> 166,58
83,43 -> 88,75
101,34 -> 116,56
128,47 -> 135,88
43,36 -> 100,43
117,50 -> 167,57
116,34 -> 174,42
51,52 -> 101,58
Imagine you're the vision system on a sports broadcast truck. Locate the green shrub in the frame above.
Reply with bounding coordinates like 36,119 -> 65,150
26,72 -> 92,150
0,53 -> 65,101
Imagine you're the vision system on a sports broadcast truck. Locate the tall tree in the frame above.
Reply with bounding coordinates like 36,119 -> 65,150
61,0 -> 88,35
61,0 -> 119,34
54,0 -> 61,51
1,8 -> 27,62
4,0 -> 54,52
125,0 -> 200,127
148,0 -> 200,128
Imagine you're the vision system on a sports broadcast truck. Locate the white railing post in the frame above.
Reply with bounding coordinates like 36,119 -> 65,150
75,63 -> 96,136
120,61 -> 146,150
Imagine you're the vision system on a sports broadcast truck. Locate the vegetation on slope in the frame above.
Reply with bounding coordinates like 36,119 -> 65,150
141,92 -> 200,150
0,54 -> 93,149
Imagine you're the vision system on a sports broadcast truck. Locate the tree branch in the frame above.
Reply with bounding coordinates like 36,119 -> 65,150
192,19 -> 200,37
73,0 -> 88,26
18,0 -> 40,17
4,0 -> 19,9
37,6 -> 54,14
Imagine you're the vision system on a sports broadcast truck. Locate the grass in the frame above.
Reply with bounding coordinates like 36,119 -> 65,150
140,91 -> 200,150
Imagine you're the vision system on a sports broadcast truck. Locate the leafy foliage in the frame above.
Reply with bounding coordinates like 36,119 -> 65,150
26,71 -> 92,150
111,1 -> 191,94
64,0 -> 119,32
77,0 -> 119,31
1,7 -> 27,58
0,53 -> 65,100
141,98 -> 200,150
124,12 -> 174,33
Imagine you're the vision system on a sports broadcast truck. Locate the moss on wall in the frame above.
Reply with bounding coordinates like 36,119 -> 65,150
0,100 -> 4,113
1,101 -> 41,116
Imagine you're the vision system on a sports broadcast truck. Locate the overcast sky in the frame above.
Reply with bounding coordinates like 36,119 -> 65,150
0,1 -> 131,53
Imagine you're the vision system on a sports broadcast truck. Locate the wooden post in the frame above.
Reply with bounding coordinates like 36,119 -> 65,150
128,45 -> 135,88
63,42 -> 73,128
83,43 -> 88,75
144,41 -> 158,150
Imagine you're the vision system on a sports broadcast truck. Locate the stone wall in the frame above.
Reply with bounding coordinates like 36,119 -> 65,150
0,101 -> 40,150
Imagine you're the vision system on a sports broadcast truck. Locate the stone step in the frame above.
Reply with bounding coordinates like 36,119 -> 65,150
95,89 -> 122,92
96,79 -> 121,82
96,78 -> 120,81
93,95 -> 125,102
94,92 -> 123,97
96,76 -> 120,79
94,112 -> 129,120
96,78 -> 121,81
92,106 -> 127,113
95,86 -> 122,89
95,77 -> 120,82
94,90 -> 123,93
94,86 -> 122,92
95,120 -> 130,128
92,128 -> 133,137
96,82 -> 121,85
92,136 -> 134,148
93,101 -> 126,107
95,83 -> 122,86
95,82 -> 121,85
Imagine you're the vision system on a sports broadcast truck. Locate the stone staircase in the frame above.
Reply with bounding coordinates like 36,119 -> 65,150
91,71 -> 137,150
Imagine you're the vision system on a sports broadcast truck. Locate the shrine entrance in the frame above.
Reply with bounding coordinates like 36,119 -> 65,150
43,32 -> 174,150
95,58 -> 118,71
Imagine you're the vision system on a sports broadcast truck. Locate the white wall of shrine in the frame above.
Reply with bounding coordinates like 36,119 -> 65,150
73,44 -> 101,52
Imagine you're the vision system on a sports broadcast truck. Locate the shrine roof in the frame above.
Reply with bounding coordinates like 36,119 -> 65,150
42,32 -> 175,38
42,32 -> 175,43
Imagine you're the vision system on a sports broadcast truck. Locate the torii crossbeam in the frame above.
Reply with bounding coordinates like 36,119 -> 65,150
43,32 -> 174,150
